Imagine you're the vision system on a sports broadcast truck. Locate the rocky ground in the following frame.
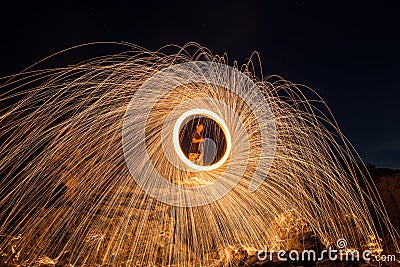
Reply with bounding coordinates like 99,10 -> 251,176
0,168 -> 399,267
371,168 -> 400,232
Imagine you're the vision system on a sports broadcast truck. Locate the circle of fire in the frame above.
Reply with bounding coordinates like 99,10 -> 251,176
172,108 -> 232,171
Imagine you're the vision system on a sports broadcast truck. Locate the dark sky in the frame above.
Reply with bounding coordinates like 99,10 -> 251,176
0,1 -> 399,169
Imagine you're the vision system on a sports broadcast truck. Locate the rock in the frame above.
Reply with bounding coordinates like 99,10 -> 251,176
375,173 -> 400,230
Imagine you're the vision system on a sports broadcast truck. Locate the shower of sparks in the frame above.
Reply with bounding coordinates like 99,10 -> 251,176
0,42 -> 398,266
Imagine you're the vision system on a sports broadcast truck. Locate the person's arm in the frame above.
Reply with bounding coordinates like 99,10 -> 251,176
192,137 -> 205,143
192,134 -> 205,143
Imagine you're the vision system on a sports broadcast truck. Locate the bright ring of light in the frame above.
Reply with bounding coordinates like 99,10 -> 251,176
123,61 -> 276,206
173,108 -> 232,171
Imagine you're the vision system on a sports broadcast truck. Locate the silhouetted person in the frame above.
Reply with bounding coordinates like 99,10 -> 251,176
189,123 -> 204,165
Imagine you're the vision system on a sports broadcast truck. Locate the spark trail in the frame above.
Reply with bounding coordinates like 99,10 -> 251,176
0,43 -> 398,266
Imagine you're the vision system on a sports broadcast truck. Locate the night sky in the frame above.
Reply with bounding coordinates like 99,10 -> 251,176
1,1 -> 399,169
